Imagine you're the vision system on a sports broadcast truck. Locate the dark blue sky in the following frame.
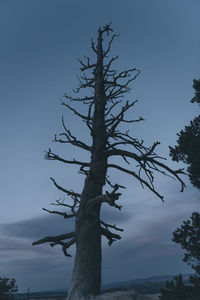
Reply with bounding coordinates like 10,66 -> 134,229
0,0 -> 200,292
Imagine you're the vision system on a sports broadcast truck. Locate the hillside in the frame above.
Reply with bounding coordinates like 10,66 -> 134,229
14,273 -> 193,299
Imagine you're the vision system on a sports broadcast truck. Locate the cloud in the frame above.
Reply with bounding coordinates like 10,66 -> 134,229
1,203 -> 132,241
0,182 -> 198,292
100,185 -> 199,284
0,232 -> 74,291
101,235 -> 192,285
1,215 -> 75,240
0,206 -> 133,291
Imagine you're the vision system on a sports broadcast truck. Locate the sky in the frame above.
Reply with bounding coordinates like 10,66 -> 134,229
0,0 -> 200,293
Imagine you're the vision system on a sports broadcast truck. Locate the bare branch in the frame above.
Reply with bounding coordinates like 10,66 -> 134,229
45,149 -> 90,168
49,177 -> 81,199
61,101 -> 90,121
107,147 -> 148,162
42,207 -> 76,219
83,101 -> 93,131
74,74 -> 95,93
86,184 -> 124,210
78,57 -> 96,72
100,22 -> 113,36
106,100 -> 142,135
54,116 -> 91,151
107,131 -> 146,155
101,227 -> 121,246
108,163 -> 165,202
91,38 -> 97,53
50,238 -> 76,257
105,69 -> 140,100
105,99 -> 122,116
63,93 -> 94,102
106,100 -> 137,124
105,174 -> 118,188
149,159 -> 186,192
100,220 -> 124,232
32,232 -> 75,246
103,34 -> 119,57
54,133 -> 91,152
107,146 -> 186,193
51,198 -> 79,214
104,56 -> 119,77
106,136 -> 144,153
142,141 -> 161,157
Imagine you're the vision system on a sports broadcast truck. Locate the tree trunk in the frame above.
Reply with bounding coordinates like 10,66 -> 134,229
67,28 -> 107,300
66,204 -> 102,299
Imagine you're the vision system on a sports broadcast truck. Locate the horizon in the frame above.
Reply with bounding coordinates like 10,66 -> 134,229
14,272 -> 195,294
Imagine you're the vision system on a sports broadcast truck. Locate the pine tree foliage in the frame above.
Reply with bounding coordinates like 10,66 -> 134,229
172,212 -> 200,275
160,274 -> 199,300
191,79 -> 200,105
161,79 -> 200,300
169,79 -> 200,189
160,211 -> 200,298
0,277 -> 18,300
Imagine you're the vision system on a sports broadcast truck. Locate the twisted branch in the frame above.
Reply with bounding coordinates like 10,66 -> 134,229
50,238 -> 76,257
50,177 -> 81,199
45,148 -> 90,169
32,232 -> 75,246
42,207 -> 76,219
101,227 -> 121,246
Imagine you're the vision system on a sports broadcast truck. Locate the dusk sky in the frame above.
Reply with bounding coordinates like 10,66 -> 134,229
1,0 -> 200,293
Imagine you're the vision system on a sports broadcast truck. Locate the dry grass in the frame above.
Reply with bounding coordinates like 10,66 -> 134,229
92,288 -> 160,300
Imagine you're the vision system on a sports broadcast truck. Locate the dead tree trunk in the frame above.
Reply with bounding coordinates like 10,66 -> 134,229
32,24 -> 185,300
67,28 -> 108,299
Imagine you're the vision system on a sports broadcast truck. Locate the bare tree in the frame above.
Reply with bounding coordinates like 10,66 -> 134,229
32,24 -> 185,300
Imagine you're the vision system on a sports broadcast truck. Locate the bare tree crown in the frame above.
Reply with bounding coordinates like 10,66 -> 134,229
32,23 -> 185,257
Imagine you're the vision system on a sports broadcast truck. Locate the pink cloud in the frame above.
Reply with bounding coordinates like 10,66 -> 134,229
135,237 -> 155,244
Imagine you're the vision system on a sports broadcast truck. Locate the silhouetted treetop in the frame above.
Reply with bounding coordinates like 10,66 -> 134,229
169,79 -> 200,189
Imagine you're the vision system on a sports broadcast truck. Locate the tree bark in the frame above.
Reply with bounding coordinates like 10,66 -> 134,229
67,28 -> 107,300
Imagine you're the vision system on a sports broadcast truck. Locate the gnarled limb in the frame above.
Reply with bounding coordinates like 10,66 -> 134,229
103,34 -> 119,57
32,233 -> 76,257
54,116 -> 91,151
105,99 -> 122,117
51,198 -> 79,214
78,56 -> 96,72
101,227 -> 121,246
32,232 -> 75,246
61,101 -> 91,121
107,147 -> 186,193
74,73 -> 95,93
86,184 -> 123,210
50,238 -> 76,257
103,56 -> 119,78
50,177 -> 81,199
91,38 -> 97,53
106,100 -> 144,136
105,69 -> 140,100
42,207 -> 76,219
108,130 -> 145,150
108,163 -> 165,201
63,92 -> 94,102
45,148 -> 90,169
100,220 -> 124,232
